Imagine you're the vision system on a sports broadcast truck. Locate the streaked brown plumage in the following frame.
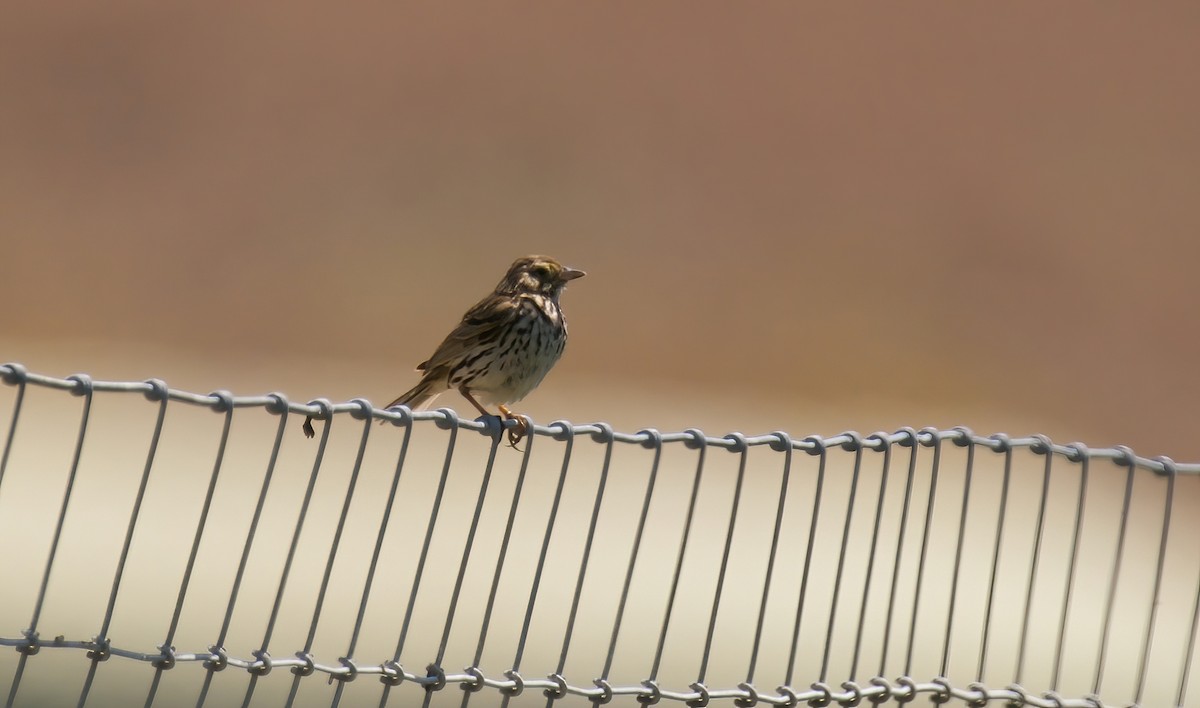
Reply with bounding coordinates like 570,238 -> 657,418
302,255 -> 585,445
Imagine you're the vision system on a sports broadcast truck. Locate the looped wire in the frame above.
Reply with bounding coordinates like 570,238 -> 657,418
1030,433 -> 1054,455
86,636 -> 112,662
290,651 -> 315,677
473,410 -> 503,440
66,373 -> 93,396
378,660 -> 405,686
1004,683 -> 1029,707
769,430 -> 793,452
864,432 -> 889,452
989,432 -> 1013,453
142,378 -> 169,402
591,422 -> 615,444
734,681 -> 760,707
839,430 -> 864,452
208,389 -> 234,412
866,677 -> 892,705
265,392 -> 289,415
591,678 -> 615,705
549,419 -> 575,442
636,427 -> 664,450
16,629 -> 39,656
775,684 -> 799,708
724,432 -> 749,453
433,407 -> 459,431
1113,445 -> 1137,467
0,362 -> 28,384
807,682 -> 833,708
965,682 -> 990,708
383,404 -> 413,427
687,681 -> 711,708
543,672 -> 569,700
424,662 -> 447,691
637,679 -> 663,706
152,644 -> 176,671
930,677 -> 953,704
461,666 -> 486,693
838,681 -> 863,707
335,656 -> 358,683
684,428 -> 707,450
203,645 -> 228,672
918,426 -> 941,447
501,669 -> 525,697
307,398 -> 334,421
247,649 -> 272,676
893,677 -> 918,704
349,397 -> 374,421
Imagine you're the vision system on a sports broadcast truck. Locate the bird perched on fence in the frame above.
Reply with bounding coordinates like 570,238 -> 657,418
303,255 -> 585,447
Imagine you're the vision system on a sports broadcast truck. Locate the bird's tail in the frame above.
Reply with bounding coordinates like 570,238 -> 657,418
383,379 -> 442,412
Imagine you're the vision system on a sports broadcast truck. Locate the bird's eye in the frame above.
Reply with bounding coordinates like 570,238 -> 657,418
533,265 -> 551,278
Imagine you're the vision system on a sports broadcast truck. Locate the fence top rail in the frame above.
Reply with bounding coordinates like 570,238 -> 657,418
3,362 -> 1194,476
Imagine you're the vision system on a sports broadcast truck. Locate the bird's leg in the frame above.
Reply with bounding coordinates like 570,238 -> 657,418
458,388 -> 525,449
302,417 -> 316,439
497,404 -> 528,449
458,387 -> 495,419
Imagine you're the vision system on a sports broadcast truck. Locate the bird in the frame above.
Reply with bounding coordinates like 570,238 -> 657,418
302,255 -> 585,446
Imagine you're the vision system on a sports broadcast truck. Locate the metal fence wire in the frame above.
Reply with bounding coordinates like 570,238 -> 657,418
0,363 -> 1198,708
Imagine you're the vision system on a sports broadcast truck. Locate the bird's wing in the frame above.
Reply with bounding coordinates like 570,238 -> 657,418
419,294 -> 521,373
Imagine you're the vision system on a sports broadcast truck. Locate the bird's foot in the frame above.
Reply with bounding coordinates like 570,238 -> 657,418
498,405 -> 528,450
302,417 -> 316,439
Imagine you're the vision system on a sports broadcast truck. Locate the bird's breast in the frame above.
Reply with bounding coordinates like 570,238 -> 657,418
472,297 -> 567,404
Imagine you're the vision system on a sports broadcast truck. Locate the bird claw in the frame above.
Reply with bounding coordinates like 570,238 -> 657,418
499,407 -> 529,450
505,420 -> 526,450
302,417 -> 316,439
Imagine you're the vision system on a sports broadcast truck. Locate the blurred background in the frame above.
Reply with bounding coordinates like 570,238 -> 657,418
1,2 -> 1199,707
1,1 -> 1198,456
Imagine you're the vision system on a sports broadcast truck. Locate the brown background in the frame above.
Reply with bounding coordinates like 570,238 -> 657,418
2,1 -> 1198,458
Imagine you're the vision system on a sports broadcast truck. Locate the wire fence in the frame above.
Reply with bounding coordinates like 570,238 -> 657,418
0,362 -> 1198,707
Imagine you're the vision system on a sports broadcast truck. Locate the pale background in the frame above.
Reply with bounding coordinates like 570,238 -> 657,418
1,2 -> 1198,707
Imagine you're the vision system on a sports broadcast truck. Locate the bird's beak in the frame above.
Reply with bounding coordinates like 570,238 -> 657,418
561,267 -> 586,281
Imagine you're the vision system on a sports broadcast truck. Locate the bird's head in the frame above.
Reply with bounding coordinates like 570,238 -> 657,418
498,255 -> 586,298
